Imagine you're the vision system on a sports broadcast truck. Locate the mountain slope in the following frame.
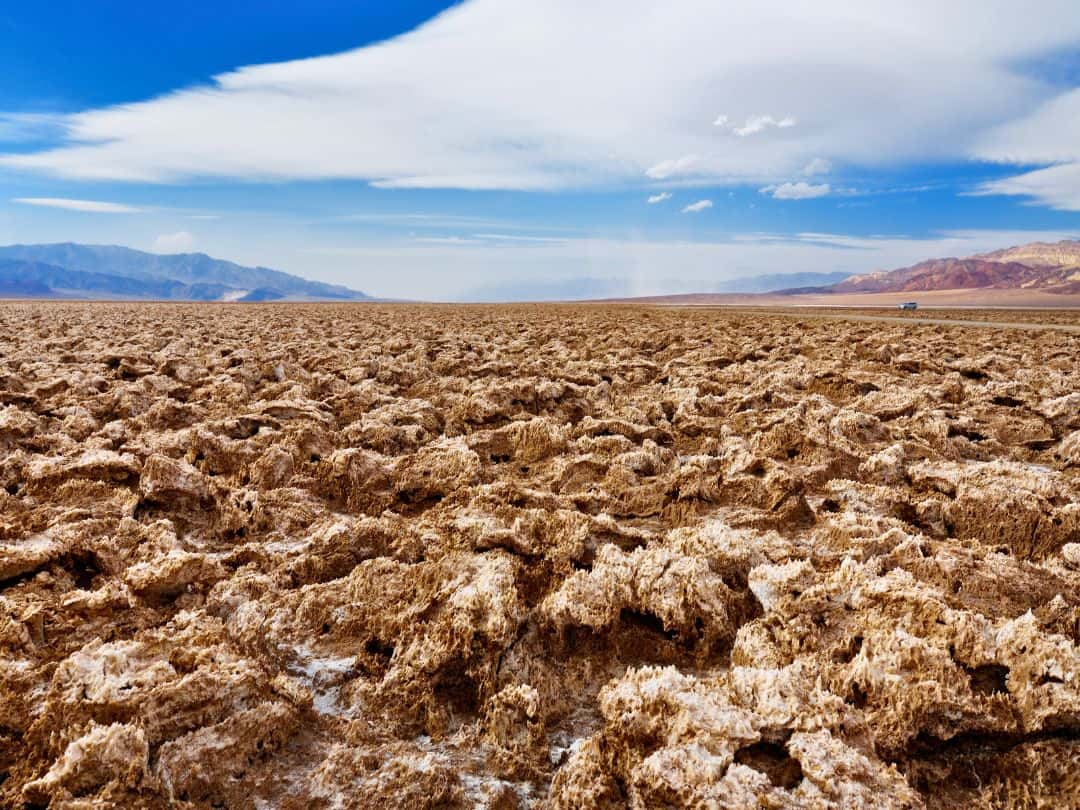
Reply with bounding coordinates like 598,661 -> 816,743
801,239 -> 1080,297
826,259 -> 1061,293
0,258 -> 241,300
977,239 -> 1080,270
0,260 -> 57,298
0,243 -> 372,301
711,271 -> 853,293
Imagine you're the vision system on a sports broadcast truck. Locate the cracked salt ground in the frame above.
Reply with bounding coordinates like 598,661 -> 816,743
1,302 -> 1079,808
289,646 -> 358,718
460,773 -> 536,807
260,537 -> 314,555
547,736 -> 588,767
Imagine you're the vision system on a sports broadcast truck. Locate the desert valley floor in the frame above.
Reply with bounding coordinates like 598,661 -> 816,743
1,303 -> 1079,809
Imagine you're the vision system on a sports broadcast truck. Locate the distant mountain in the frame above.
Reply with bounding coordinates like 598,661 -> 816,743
0,261 -> 57,298
0,257 -> 240,300
0,243 -> 372,301
787,239 -> 1080,296
464,271 -> 854,302
976,240 -> 1080,270
711,271 -> 851,293
824,259 -> 1059,293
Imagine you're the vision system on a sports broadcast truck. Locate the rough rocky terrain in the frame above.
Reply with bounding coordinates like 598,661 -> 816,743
1,302 -> 1078,809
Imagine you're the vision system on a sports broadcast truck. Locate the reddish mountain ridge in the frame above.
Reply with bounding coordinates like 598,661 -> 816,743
814,239 -> 1080,295
978,239 -> 1080,269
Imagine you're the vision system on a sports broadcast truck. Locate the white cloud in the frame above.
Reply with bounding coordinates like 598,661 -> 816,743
336,212 -> 528,229
152,231 -> 195,253
471,233 -> 569,243
682,199 -> 713,213
975,163 -> 1080,211
715,114 -> 797,137
802,157 -> 832,176
411,233 -> 573,245
11,197 -> 143,213
972,87 -> 1080,210
411,236 -> 485,245
760,182 -> 831,200
2,1 -> 1079,191
647,192 -> 672,204
645,156 -> 701,181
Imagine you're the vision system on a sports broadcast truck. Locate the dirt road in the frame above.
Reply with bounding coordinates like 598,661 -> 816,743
665,306 -> 1080,333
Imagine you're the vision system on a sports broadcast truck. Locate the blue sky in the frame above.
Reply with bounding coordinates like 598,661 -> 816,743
2,0 -> 1080,300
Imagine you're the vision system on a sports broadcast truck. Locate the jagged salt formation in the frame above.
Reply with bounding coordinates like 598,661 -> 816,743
0,303 -> 1078,808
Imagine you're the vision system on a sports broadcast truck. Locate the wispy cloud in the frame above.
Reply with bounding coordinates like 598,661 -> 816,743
975,163 -> 1080,211
647,192 -> 672,204
336,213 -> 512,229
730,231 -> 874,250
646,156 -> 700,181
411,236 -> 485,245
472,233 -> 570,243
714,114 -> 796,136
0,112 -> 67,143
759,182 -> 831,200
11,197 -> 143,213
2,2 -> 1076,193
971,87 -> 1080,210
681,199 -> 713,213
802,157 -> 832,176
412,233 -> 570,246
152,231 -> 195,252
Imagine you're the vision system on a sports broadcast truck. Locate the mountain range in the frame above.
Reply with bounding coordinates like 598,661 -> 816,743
0,243 -> 372,301
792,239 -> 1080,296
462,271 -> 853,302
2,238 -> 1079,303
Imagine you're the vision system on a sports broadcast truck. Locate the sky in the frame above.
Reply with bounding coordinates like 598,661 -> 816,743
2,0 -> 1080,301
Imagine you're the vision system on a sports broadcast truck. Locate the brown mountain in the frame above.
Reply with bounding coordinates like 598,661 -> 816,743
815,239 -> 1080,296
977,239 -> 1080,269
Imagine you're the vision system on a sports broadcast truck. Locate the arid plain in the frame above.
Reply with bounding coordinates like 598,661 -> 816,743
2,302 -> 1079,808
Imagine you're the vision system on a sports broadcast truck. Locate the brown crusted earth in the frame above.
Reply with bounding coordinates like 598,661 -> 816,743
1,302 -> 1078,809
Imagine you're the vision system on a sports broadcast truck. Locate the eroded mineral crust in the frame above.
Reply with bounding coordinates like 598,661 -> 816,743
1,303 -> 1078,808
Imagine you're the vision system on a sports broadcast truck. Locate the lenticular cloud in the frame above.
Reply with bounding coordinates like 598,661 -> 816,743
3,0 -> 1079,193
